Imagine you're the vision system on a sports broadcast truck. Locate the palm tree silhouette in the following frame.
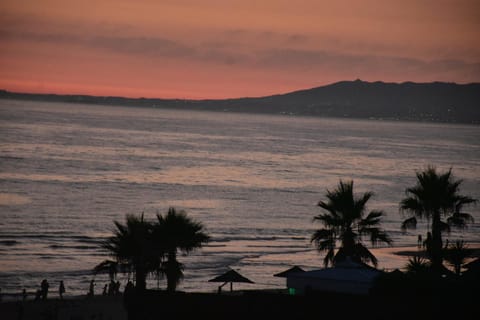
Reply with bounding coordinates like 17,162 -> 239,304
102,214 -> 160,291
444,240 -> 471,275
312,180 -> 392,267
154,208 -> 210,292
400,167 -> 477,270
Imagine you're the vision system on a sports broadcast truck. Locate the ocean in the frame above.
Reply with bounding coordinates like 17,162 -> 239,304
0,99 -> 479,297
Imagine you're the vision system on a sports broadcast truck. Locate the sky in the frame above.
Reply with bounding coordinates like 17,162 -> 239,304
0,0 -> 479,99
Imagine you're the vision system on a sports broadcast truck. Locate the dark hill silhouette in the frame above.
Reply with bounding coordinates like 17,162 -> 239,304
1,80 -> 479,123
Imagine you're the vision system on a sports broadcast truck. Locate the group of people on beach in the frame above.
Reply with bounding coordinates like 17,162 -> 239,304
87,279 -> 124,297
34,279 -> 126,299
9,278 -> 135,301
33,279 -> 65,301
101,280 -> 122,296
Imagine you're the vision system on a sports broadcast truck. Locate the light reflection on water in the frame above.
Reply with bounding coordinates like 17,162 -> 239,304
0,99 -> 479,296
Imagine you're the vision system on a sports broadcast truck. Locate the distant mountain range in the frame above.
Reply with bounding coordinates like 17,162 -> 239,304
1,80 -> 479,124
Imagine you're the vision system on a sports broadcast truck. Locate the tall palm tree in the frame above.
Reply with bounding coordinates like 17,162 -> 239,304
154,208 -> 210,292
312,180 -> 392,267
400,167 -> 476,270
102,214 -> 161,291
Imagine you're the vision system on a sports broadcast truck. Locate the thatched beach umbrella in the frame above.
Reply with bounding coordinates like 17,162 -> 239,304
208,269 -> 254,292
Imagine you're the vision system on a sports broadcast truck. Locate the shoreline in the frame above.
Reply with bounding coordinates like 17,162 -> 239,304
2,245 -> 479,300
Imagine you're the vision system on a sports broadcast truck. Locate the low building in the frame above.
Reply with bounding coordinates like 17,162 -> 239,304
286,258 -> 382,295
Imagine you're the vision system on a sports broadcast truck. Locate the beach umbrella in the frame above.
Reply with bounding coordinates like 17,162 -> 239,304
273,266 -> 305,278
208,269 -> 254,292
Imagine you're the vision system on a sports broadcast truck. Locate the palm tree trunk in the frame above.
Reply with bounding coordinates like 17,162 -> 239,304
455,264 -> 461,276
135,265 -> 147,291
431,213 -> 444,270
341,228 -> 356,260
166,251 -> 177,293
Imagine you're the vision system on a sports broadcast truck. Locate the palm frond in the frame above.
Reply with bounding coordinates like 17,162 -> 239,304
313,213 -> 342,228
400,216 -> 417,232
354,191 -> 374,218
400,197 -> 427,219
311,228 -> 335,244
359,210 -> 384,227
447,212 -> 474,229
359,227 -> 392,246
439,221 -> 450,234
93,260 -> 118,279
353,243 -> 378,267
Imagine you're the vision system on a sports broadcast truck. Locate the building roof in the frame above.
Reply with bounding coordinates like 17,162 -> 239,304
274,266 -> 305,278
287,259 -> 381,283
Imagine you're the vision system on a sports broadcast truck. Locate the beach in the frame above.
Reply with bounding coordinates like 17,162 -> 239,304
1,286 -> 478,320
0,296 -> 127,320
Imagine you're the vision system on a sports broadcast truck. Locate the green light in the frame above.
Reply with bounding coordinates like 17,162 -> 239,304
288,288 -> 296,295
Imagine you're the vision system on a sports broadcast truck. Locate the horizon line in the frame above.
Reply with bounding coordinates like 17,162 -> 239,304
1,79 -> 479,102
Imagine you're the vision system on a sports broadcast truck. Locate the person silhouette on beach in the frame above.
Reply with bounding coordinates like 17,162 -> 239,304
41,279 -> 49,300
88,280 -> 95,297
124,281 -> 134,301
108,280 -> 115,296
424,232 -> 433,255
102,284 -> 108,296
22,288 -> 27,301
124,281 -> 134,296
115,280 -> 121,295
35,289 -> 41,301
59,281 -> 65,300
417,234 -> 422,248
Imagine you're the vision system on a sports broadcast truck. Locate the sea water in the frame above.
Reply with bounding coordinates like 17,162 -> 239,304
0,99 -> 479,297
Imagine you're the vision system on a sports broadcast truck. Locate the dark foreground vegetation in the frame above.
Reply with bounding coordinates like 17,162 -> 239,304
125,282 -> 478,320
1,281 -> 478,320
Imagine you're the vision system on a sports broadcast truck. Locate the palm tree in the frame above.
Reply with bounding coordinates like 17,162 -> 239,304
400,167 -> 477,270
102,214 -> 161,291
154,208 -> 210,292
311,180 -> 392,267
444,240 -> 471,275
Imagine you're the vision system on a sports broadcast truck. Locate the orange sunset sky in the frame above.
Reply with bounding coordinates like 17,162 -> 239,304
1,0 -> 479,99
